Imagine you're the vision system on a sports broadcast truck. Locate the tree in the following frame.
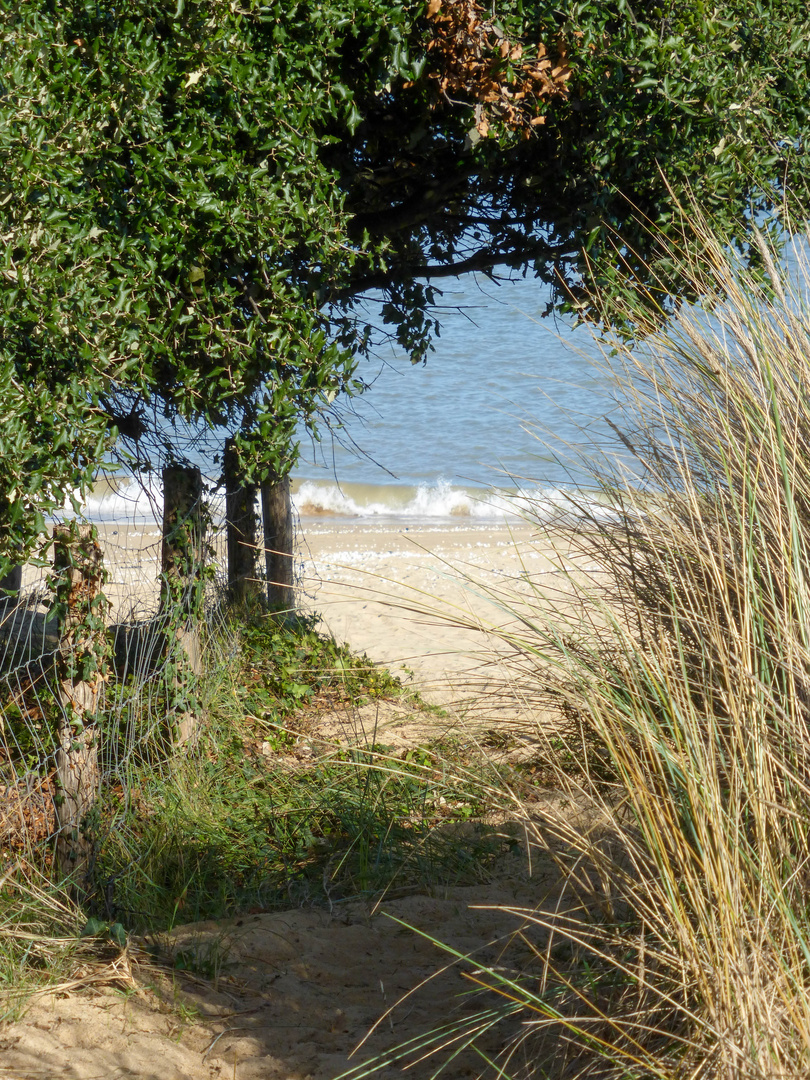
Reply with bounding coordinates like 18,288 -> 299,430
0,334 -> 121,575
2,0 -> 809,564
330,0 -> 810,324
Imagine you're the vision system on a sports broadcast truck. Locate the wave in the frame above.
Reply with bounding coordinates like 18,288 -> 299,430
293,479 -> 494,519
292,478 -> 610,524
79,476 -> 163,523
72,475 -> 612,527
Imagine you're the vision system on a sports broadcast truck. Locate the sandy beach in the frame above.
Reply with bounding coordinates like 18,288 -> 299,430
297,519 -> 594,715
17,516 -> 593,719
88,514 -> 591,710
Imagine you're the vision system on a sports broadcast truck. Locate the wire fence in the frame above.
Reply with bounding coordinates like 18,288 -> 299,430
0,465 -> 298,894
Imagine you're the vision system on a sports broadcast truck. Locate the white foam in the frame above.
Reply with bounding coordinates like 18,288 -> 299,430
80,477 -> 163,523
74,474 -> 614,528
293,479 -> 608,524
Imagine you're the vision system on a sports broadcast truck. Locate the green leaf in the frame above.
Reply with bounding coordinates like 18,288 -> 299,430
80,917 -> 107,939
108,922 -> 128,949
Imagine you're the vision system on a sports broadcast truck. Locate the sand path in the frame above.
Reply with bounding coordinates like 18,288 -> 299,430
1,518 -> 588,1080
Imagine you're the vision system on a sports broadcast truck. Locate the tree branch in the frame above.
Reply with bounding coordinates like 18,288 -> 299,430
331,236 -> 579,302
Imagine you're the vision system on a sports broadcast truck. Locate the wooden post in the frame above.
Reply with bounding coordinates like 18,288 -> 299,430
52,523 -> 108,890
260,471 -> 294,612
162,464 -> 205,604
223,438 -> 259,605
161,465 -> 205,744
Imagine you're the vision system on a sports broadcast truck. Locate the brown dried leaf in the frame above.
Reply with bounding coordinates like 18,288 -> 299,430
424,0 -> 570,132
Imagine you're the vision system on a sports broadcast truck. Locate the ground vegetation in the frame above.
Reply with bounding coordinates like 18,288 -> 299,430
0,613 -> 504,965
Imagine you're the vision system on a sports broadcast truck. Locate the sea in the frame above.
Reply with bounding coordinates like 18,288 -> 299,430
84,274 -> 626,527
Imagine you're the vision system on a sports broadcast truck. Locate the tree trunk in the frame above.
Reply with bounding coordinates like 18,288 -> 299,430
161,465 -> 205,744
261,472 -> 294,613
224,438 -> 260,605
52,524 -> 108,891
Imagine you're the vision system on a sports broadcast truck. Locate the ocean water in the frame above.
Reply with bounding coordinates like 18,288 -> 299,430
74,232 -> 810,527
293,275 -> 620,521
83,275 -> 623,525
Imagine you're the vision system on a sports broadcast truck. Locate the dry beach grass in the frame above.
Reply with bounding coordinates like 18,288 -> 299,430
365,217 -> 810,1079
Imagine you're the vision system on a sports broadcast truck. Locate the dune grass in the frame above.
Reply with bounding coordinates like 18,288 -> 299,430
486,220 -> 810,1077
338,216 -> 810,1079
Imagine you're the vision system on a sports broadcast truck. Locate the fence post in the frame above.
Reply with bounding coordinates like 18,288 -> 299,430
224,438 -> 260,605
52,523 -> 108,890
260,470 -> 294,612
161,465 -> 205,744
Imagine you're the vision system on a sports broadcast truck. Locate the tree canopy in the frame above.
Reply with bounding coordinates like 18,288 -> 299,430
2,0 -> 809,563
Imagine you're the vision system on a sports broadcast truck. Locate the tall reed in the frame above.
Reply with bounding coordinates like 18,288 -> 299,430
505,217 -> 810,1077
342,215 -> 810,1079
